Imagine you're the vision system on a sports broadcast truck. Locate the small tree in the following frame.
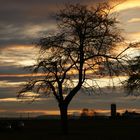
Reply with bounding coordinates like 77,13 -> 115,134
19,3 -> 127,134
125,42 -> 140,95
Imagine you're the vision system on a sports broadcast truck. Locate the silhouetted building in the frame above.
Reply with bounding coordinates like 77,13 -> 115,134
111,104 -> 116,117
122,110 -> 140,119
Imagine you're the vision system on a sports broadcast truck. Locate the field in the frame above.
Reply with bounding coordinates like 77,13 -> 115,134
0,118 -> 140,140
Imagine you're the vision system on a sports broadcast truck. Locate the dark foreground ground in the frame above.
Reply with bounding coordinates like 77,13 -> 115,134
0,118 -> 140,140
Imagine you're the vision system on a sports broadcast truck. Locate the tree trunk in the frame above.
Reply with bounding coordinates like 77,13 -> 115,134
59,103 -> 68,135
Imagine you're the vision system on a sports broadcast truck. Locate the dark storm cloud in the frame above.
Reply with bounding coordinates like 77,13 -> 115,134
0,0 -> 102,25
0,76 -> 28,82
0,87 -> 18,98
0,65 -> 26,74
0,0 -> 105,47
0,21 -> 56,48
0,39 -> 31,48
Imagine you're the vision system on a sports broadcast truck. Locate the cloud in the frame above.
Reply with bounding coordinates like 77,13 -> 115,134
0,0 -> 107,48
0,0 -> 101,25
0,0 -> 138,49
0,86 -> 139,116
0,87 -> 18,98
0,81 -> 24,88
114,0 -> 140,12
0,0 -> 138,50
0,98 -> 18,102
0,45 -> 38,68
117,7 -> 140,42
128,18 -> 140,23
0,22 -> 57,48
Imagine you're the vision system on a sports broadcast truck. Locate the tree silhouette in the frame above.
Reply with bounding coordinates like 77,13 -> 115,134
125,42 -> 140,95
18,3 -> 128,134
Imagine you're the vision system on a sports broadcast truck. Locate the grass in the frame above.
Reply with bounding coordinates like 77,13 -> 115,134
0,118 -> 139,140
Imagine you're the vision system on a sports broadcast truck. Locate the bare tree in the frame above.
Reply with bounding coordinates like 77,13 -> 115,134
18,3 -> 128,134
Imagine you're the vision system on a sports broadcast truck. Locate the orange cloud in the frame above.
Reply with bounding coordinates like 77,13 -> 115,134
0,44 -> 39,67
0,73 -> 46,77
114,0 -> 140,11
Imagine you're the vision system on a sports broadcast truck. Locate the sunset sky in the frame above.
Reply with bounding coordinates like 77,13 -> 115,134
0,0 -> 140,117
